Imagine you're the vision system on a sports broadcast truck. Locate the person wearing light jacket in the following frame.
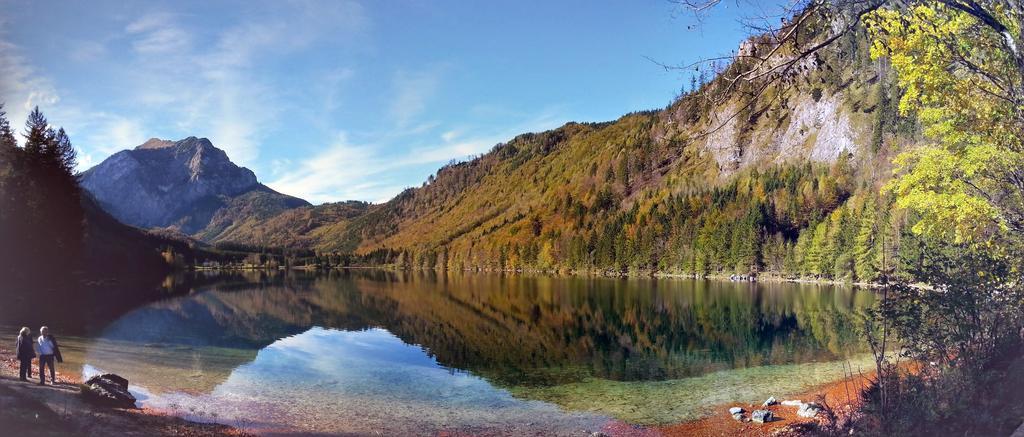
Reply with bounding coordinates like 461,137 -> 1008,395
37,326 -> 62,385
15,327 -> 35,381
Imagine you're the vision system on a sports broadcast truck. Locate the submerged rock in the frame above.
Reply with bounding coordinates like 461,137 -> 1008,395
762,396 -> 778,407
81,373 -> 136,408
732,412 -> 744,421
751,409 -> 774,424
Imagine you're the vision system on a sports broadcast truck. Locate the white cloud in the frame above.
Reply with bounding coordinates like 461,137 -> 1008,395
46,106 -> 143,149
119,2 -> 366,168
76,152 -> 97,172
389,66 -> 446,128
321,68 -> 356,114
201,80 -> 269,166
69,40 -> 108,63
125,12 -> 192,55
270,158 -> 294,177
1,0 -> 370,175
0,35 -> 148,167
1,1 -> 576,207
99,116 -> 147,153
0,39 -> 59,138
266,108 -> 568,204
441,129 -> 461,142
266,132 -> 402,204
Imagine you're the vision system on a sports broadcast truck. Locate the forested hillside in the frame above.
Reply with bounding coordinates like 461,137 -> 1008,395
0,106 -> 210,280
247,14 -> 921,282
199,200 -> 370,249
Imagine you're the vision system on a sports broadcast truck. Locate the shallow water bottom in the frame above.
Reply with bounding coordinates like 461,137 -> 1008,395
130,328 -> 611,436
58,327 -> 874,435
513,354 -> 876,424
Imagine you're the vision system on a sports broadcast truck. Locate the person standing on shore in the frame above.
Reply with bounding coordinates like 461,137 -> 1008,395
37,326 -> 62,385
15,327 -> 35,381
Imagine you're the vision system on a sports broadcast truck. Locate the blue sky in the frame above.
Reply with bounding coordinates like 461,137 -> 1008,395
0,0 -> 781,204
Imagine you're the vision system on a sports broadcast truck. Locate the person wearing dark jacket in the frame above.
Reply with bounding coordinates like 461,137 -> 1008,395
15,327 -> 35,381
36,326 -> 62,385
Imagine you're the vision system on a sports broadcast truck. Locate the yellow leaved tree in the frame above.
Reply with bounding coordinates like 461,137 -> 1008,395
866,2 -> 1024,250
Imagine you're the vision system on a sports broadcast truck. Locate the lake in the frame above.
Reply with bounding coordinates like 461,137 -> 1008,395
6,270 -> 876,435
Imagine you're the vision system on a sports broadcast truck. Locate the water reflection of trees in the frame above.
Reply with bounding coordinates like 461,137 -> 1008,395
104,270 -> 873,387
336,271 -> 873,385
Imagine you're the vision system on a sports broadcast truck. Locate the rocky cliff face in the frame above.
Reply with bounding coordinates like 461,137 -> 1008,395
81,137 -> 309,236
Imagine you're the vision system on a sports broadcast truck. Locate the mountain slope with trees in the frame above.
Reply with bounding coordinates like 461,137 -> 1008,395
197,199 -> 371,250
246,13 -> 919,283
64,7 -> 916,284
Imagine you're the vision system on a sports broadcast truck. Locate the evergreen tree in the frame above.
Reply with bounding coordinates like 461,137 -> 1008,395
805,221 -> 829,277
825,206 -> 856,279
875,209 -> 900,281
762,232 -> 787,273
854,197 -> 879,282
23,106 -> 49,156
0,107 -> 84,278
0,103 -> 16,150
782,240 -> 798,276
47,127 -> 77,176
732,207 -> 763,273
617,155 -> 630,193
0,106 -> 21,244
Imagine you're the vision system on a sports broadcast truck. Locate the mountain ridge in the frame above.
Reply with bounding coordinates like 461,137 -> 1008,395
223,16 -> 914,280
82,14 -> 917,281
80,136 -> 310,237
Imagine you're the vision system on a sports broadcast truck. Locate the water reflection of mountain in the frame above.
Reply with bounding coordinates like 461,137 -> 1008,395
92,270 -> 873,390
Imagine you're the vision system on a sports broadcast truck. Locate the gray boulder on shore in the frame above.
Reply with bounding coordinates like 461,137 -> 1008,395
751,409 -> 774,424
80,373 -> 137,408
797,402 -> 823,418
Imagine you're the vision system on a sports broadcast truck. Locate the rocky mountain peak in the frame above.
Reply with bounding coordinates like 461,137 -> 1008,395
81,137 -> 308,234
172,136 -> 213,151
136,138 -> 175,150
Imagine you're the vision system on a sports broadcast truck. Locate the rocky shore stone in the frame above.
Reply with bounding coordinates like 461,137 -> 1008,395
751,409 -> 774,423
781,399 -> 803,406
797,402 -> 823,418
762,396 -> 777,407
81,373 -> 136,408
729,407 -> 744,414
